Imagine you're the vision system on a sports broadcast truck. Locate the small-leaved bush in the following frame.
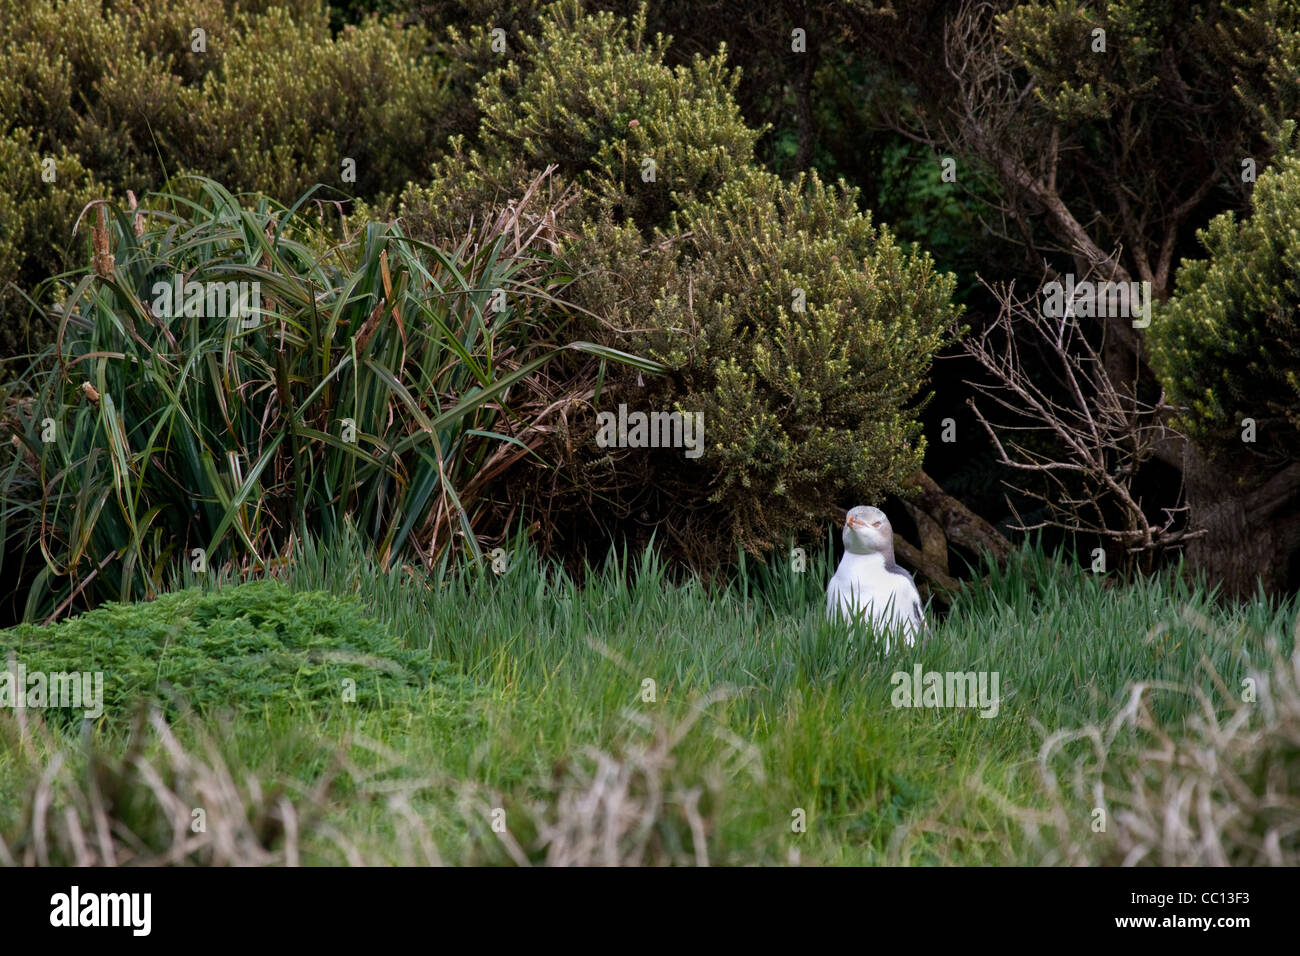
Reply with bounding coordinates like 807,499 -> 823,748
1150,122 -> 1300,468
0,129 -> 103,350
0,0 -> 444,357
402,1 -> 961,563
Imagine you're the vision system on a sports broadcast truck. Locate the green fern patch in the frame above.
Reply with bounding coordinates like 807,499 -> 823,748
0,580 -> 466,719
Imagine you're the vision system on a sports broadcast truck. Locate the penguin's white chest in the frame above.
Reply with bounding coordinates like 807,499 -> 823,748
826,552 -> 921,647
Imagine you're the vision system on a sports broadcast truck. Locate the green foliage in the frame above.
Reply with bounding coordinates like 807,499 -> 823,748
846,0 -> 1299,298
6,531 -> 1293,865
0,580 -> 454,719
1150,123 -> 1300,464
402,1 -> 960,562
682,171 -> 953,547
1001,0 -> 1299,144
872,140 -> 990,302
0,177 -> 657,619
999,0 -> 1161,122
401,0 -> 759,238
574,168 -> 957,552
0,0 -> 437,197
0,129 -> 103,357
0,0 -> 444,355
202,6 -> 445,200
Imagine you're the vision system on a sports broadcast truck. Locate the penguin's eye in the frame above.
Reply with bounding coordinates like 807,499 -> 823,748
871,520 -> 882,528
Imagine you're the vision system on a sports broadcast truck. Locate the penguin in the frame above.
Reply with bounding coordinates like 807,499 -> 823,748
826,505 -> 924,649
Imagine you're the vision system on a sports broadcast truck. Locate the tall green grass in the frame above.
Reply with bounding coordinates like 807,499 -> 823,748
2,533 -> 1295,864
261,527 -> 1294,731
1,175 -> 660,621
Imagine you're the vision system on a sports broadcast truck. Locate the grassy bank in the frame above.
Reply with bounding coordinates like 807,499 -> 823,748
1,531 -> 1296,865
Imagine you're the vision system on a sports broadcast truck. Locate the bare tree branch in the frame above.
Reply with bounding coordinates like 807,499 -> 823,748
962,265 -> 1204,565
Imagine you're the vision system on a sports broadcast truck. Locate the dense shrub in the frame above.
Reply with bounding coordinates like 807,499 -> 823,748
402,1 -> 960,562
0,0 -> 444,357
673,171 -> 953,548
399,2 -> 758,238
0,580 -> 461,719
0,177 -> 653,618
1150,124 -> 1300,466
0,129 -> 103,355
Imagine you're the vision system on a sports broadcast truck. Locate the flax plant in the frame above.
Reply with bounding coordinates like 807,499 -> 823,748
1,175 -> 659,620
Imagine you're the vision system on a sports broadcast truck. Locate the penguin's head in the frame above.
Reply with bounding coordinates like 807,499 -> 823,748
843,505 -> 892,556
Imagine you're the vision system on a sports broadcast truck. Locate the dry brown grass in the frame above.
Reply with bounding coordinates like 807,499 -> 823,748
0,706 -> 328,866
0,689 -> 744,867
976,613 -> 1300,866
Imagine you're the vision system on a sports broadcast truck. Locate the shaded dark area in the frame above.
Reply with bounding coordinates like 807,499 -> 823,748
3,0 -> 1299,626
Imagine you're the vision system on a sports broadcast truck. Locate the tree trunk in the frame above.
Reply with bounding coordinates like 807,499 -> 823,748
1182,450 -> 1300,598
911,469 -> 1012,564
895,470 -> 1014,603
